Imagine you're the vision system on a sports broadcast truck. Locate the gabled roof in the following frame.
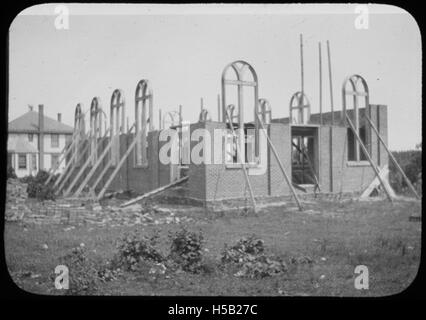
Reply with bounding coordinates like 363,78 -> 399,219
8,110 -> 73,134
7,136 -> 38,153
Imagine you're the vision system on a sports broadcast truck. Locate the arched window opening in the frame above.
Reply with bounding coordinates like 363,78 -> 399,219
342,74 -> 370,162
289,92 -> 310,124
199,109 -> 212,123
110,89 -> 125,166
258,98 -> 272,125
90,97 -> 104,166
73,103 -> 85,166
134,80 -> 153,167
221,60 -> 260,164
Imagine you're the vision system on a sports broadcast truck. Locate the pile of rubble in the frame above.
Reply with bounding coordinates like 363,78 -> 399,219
19,200 -> 193,228
80,203 -> 194,227
5,179 -> 193,227
5,179 -> 31,221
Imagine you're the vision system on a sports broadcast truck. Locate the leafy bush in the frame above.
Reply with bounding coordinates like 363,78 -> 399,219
58,246 -> 99,295
389,150 -> 422,196
7,166 -> 17,179
234,254 -> 287,278
25,170 -> 57,201
114,230 -> 164,271
221,235 -> 264,264
168,227 -> 204,273
221,235 -> 287,279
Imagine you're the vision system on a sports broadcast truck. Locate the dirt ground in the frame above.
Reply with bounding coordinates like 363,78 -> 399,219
4,197 -> 421,296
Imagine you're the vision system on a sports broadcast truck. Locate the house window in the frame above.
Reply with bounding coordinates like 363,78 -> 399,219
347,126 -> 368,162
28,134 -> 33,142
51,154 -> 59,168
51,134 -> 59,148
18,154 -> 27,169
65,135 -> 72,145
7,153 -> 13,168
31,154 -> 37,170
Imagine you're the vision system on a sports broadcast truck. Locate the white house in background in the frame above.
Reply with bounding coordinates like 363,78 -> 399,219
7,105 -> 74,178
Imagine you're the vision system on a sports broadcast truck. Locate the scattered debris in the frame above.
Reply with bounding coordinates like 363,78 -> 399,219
5,179 -> 30,221
5,192 -> 193,228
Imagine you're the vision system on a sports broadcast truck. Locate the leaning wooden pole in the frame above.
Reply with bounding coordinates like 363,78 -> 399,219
300,34 -> 304,98
78,123 -> 136,197
63,128 -> 111,197
120,176 -> 189,207
319,42 -> 323,125
226,110 -> 257,213
217,94 -> 221,121
346,115 -> 393,202
327,40 -> 334,125
365,115 -> 420,199
256,113 -> 303,211
56,135 -> 92,195
96,131 -> 140,200
45,131 -> 78,185
53,132 -> 88,189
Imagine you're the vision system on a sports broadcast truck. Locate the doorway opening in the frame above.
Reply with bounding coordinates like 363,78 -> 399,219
291,126 -> 319,190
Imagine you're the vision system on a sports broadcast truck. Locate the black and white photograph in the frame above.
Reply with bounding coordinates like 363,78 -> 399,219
4,3 -> 422,299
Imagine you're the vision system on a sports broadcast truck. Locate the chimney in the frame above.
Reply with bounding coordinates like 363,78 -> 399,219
38,104 -> 44,170
57,113 -> 62,122
28,105 -> 33,112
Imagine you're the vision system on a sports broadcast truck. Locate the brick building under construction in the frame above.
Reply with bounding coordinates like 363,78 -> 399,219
45,52 -> 419,211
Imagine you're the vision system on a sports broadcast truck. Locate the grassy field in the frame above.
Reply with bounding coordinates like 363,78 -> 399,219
4,198 -> 421,296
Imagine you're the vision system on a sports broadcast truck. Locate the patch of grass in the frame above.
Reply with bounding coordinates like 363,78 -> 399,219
4,199 -> 421,296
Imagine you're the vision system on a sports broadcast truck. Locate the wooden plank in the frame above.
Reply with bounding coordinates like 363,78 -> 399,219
74,124 -> 135,197
291,141 -> 321,192
224,80 -> 257,87
344,91 -> 368,97
96,133 -> 140,200
63,128 -> 111,197
90,158 -> 113,195
225,110 -> 257,213
45,131 -> 78,185
53,133 -> 89,189
72,136 -> 113,197
120,176 -> 189,207
55,137 -> 92,195
256,113 -> 303,211
319,42 -> 323,125
327,40 -> 334,125
366,115 -> 420,199
293,183 -> 307,193
360,164 -> 395,198
346,115 -> 393,202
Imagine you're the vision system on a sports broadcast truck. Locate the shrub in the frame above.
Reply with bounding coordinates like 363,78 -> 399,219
221,235 -> 287,279
221,235 -> 264,264
234,254 -> 287,278
114,230 -> 164,271
389,150 -> 422,195
7,166 -> 17,179
58,246 -> 98,295
26,170 -> 57,201
168,227 -> 204,273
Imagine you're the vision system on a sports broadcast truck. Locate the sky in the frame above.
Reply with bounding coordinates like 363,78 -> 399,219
8,4 -> 422,150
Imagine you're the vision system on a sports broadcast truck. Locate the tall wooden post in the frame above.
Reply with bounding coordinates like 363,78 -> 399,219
319,42 -> 323,125
327,40 -> 334,125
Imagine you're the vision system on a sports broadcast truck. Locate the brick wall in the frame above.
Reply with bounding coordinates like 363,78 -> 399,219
187,121 -> 293,202
64,105 -> 388,201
